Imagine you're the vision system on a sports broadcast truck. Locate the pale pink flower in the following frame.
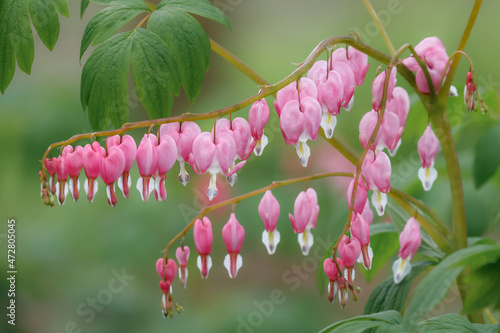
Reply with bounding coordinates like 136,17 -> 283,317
248,98 -> 270,156
222,213 -> 245,278
393,217 -> 421,283
417,124 -> 440,191
258,190 -> 281,254
289,188 -> 320,255
136,134 -> 158,202
175,246 -> 190,288
160,122 -> 201,186
193,217 -> 213,279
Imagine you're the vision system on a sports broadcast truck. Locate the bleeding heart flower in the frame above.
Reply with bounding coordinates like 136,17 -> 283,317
402,37 -> 449,95
372,68 -> 397,111
155,134 -> 178,202
175,246 -> 190,288
346,178 -> 368,215
193,217 -> 213,279
417,124 -> 440,191
350,213 -> 373,270
100,146 -> 125,207
289,188 -> 320,256
386,87 -> 410,156
136,134 -> 158,202
248,98 -> 270,156
274,77 -> 317,116
214,117 -> 253,186
258,190 -> 281,255
331,46 -> 369,86
107,135 -> 137,199
338,235 -> 361,284
362,150 -> 391,216
190,131 -> 245,201
393,217 -> 421,283
63,145 -> 84,202
323,258 -> 340,303
55,155 -> 68,205
82,142 -> 105,203
279,97 -> 322,167
160,122 -> 202,186
222,213 -> 245,279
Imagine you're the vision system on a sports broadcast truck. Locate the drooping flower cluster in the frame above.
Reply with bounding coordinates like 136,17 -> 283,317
39,35 -> 483,318
275,46 -> 369,167
41,101 -> 272,206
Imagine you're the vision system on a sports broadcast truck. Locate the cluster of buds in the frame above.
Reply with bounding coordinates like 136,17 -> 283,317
40,101 -> 272,206
275,46 -> 369,167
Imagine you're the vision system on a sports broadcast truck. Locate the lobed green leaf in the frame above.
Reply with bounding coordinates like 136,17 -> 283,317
0,0 -> 68,93
130,28 -> 181,120
6,0 -> 35,74
157,0 -> 232,29
80,0 -> 90,18
52,0 -> 69,17
29,0 -> 60,50
81,32 -> 133,130
148,7 -> 210,102
80,1 -> 151,59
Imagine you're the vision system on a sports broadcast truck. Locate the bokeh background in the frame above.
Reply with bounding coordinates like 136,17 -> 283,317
1,0 -> 500,332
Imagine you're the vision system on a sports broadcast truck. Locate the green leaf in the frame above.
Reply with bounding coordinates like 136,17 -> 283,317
402,244 -> 500,330
130,28 -> 180,120
29,0 -> 60,50
0,1 -> 16,94
474,123 -> 500,188
319,310 -> 402,333
148,7 -> 210,102
364,261 -> 435,315
80,1 -> 151,59
52,0 -> 69,17
81,32 -> 133,130
5,0 -> 35,74
80,0 -> 90,18
0,0 -> 67,93
416,314 -> 499,333
463,257 -> 500,313
360,223 -> 400,282
157,0 -> 232,29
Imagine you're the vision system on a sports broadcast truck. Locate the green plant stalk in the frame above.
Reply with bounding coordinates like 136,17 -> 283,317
362,0 -> 396,55
431,0 -> 484,324
210,39 -> 270,87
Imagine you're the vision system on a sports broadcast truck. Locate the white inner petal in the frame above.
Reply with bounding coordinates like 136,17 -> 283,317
262,229 -> 280,255
320,112 -> 337,139
418,165 -> 438,191
371,190 -> 387,216
392,257 -> 412,284
298,229 -> 314,256
295,141 -> 311,168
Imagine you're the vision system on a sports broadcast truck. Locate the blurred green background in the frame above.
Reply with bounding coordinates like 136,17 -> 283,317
1,0 -> 500,332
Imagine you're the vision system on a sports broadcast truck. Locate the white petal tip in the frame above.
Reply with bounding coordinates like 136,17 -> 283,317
262,230 -> 280,255
418,166 -> 438,191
